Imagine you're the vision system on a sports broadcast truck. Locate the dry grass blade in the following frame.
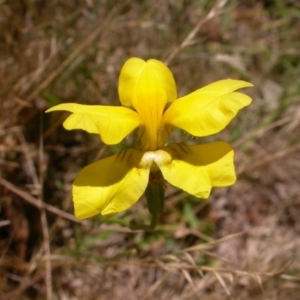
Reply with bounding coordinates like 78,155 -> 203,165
181,268 -> 200,298
263,260 -> 295,278
16,130 -> 39,188
238,144 -> 300,174
252,274 -> 265,294
40,211 -> 52,300
140,271 -> 173,300
5,239 -> 60,300
2,1 -> 300,299
0,220 -> 10,227
39,115 -> 52,300
213,271 -> 234,300
181,231 -> 246,253
13,0 -> 131,116
184,252 -> 204,277
0,272 -> 48,300
13,50 -> 58,96
164,0 -> 228,65
232,115 -> 292,148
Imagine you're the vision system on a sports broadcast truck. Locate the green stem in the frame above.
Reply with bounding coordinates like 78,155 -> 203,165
129,178 -> 165,231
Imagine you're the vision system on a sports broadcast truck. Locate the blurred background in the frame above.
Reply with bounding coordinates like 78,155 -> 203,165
1,0 -> 300,299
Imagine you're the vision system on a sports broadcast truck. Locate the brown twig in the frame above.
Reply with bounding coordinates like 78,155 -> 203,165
0,177 -> 80,223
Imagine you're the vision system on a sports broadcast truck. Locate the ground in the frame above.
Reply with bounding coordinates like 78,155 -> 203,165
1,0 -> 300,299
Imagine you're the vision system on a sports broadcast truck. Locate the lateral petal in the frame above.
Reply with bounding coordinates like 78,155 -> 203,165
72,149 -> 150,219
155,142 -> 236,199
46,103 -> 142,144
162,79 -> 253,137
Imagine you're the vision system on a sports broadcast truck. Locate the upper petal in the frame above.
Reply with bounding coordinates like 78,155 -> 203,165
72,148 -> 150,219
118,57 -> 177,107
162,79 -> 253,137
46,103 -> 142,145
155,142 -> 236,199
118,58 -> 177,150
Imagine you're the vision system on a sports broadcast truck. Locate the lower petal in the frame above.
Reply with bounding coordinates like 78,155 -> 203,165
73,149 -> 150,219
155,142 -> 236,199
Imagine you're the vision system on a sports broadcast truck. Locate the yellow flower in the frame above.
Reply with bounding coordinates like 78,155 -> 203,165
46,58 -> 252,221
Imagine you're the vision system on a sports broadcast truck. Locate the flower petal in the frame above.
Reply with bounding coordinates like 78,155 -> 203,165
72,148 -> 150,219
118,57 -> 177,107
155,142 -> 236,199
162,79 -> 253,137
118,58 -> 177,149
46,103 -> 142,144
